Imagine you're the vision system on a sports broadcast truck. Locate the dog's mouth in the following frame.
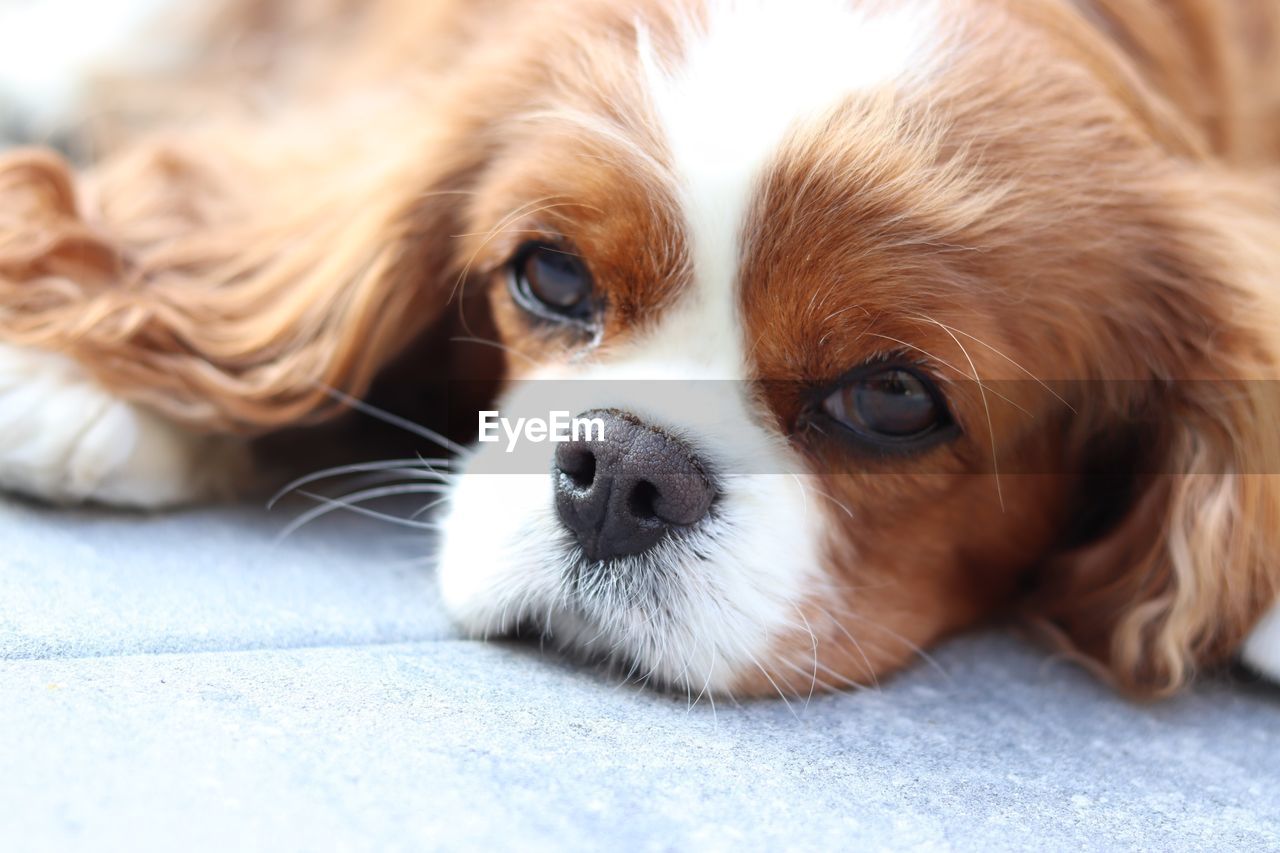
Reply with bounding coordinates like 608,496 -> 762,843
492,536 -> 722,678
563,553 -> 679,619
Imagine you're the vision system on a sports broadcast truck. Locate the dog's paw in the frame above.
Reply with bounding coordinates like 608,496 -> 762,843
1243,601 -> 1280,684
0,343 -> 242,508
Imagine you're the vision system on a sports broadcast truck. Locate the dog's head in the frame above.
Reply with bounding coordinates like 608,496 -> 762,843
15,0 -> 1275,698
422,0 -> 1280,697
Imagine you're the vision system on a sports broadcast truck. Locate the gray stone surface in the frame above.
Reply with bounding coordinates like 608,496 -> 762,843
0,497 -> 449,660
2,496 -> 1278,852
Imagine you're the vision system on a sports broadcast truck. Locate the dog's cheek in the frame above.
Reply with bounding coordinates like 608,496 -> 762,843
435,468 -> 561,635
729,522 -> 946,698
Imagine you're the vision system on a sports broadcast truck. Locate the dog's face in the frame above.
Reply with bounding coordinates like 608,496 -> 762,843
431,0 -> 1280,696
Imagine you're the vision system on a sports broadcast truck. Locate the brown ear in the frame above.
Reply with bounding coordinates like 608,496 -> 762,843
1038,390 -> 1280,695
1032,177 -> 1280,696
0,101 -> 482,434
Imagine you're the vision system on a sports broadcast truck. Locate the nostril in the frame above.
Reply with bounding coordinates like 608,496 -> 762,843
553,409 -> 719,561
557,444 -> 597,489
628,480 -> 660,521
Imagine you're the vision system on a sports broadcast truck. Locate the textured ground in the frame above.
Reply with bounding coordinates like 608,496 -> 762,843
2,496 -> 1278,852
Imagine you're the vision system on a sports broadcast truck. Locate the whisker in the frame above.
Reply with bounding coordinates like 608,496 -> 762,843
410,495 -> 452,521
818,594 -> 951,682
327,483 -> 453,502
778,657 -> 860,696
451,197 -> 588,302
812,658 -> 877,692
919,316 -> 1005,511
911,315 -> 1076,414
864,332 -> 1032,417
448,194 -> 560,336
790,473 -> 811,518
792,604 -> 821,705
749,652 -> 799,719
312,384 -> 468,456
797,478 -> 855,521
276,487 -> 445,542
268,458 -> 452,509
817,304 -> 874,348
812,603 -> 882,691
450,198 -> 609,338
842,611 -> 951,682
688,648 -> 719,721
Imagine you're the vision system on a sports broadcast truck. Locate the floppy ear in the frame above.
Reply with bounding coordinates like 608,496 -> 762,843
1033,174 -> 1280,696
0,99 -> 483,434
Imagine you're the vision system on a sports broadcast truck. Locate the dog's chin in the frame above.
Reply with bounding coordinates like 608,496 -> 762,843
435,466 -> 826,695
503,571 -> 717,693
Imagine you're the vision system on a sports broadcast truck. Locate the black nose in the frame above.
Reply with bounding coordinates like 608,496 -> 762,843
553,410 -> 717,561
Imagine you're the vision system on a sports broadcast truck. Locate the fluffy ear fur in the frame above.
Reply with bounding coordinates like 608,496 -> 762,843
0,99 -> 482,433
0,0 -> 509,434
1033,172 -> 1280,696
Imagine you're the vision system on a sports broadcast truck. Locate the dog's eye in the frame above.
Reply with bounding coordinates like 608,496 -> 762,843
821,367 -> 951,446
509,242 -> 595,324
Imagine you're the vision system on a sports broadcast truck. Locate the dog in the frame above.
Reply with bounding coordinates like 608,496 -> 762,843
1,0 -> 1279,698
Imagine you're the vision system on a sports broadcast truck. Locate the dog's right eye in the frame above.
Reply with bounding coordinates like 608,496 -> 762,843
509,242 -> 596,325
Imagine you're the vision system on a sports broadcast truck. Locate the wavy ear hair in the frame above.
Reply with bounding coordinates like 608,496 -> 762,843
0,98 -> 486,434
1034,171 -> 1280,696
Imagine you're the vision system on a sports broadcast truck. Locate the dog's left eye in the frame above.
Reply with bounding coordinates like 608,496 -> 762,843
820,366 -> 952,448
509,242 -> 595,324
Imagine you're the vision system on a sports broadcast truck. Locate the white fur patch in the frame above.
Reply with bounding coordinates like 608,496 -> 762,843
642,0 -> 937,362
0,344 -> 238,508
1243,601 -> 1280,683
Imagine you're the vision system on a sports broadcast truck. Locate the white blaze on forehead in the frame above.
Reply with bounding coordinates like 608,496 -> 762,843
637,0 -> 937,373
